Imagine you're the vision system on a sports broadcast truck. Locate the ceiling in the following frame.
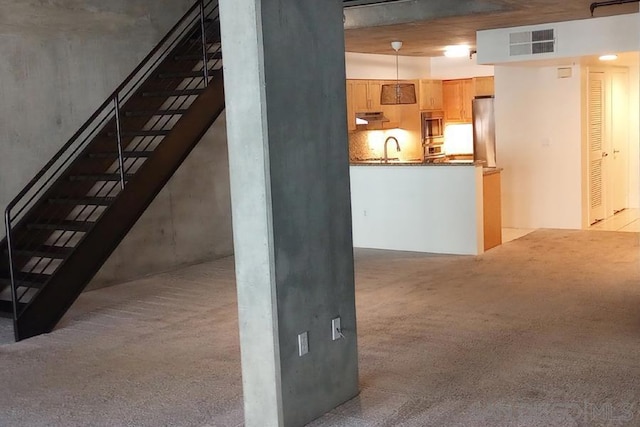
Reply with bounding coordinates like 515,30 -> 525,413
344,0 -> 639,57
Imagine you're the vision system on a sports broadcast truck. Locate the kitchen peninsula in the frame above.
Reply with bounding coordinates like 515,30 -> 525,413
350,161 -> 500,255
347,73 -> 500,255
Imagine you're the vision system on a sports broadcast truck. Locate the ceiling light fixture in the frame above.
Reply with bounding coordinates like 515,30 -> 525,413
380,41 -> 417,105
444,45 -> 471,58
599,54 -> 618,61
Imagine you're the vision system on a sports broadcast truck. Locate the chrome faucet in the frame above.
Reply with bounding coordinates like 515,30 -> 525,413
383,136 -> 401,163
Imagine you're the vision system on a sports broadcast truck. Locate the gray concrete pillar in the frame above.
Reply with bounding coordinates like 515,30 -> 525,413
218,1 -> 359,426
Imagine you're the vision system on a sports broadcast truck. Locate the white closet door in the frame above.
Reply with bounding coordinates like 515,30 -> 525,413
588,72 -> 606,224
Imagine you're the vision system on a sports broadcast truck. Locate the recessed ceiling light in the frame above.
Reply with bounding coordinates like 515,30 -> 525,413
444,45 -> 471,58
599,54 -> 618,61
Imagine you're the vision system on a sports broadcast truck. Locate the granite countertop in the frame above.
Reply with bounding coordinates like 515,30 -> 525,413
483,167 -> 503,176
350,159 -> 484,167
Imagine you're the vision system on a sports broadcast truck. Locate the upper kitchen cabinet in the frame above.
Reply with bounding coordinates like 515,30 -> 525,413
346,79 -> 407,130
419,79 -> 443,111
474,76 -> 495,97
346,81 -> 356,132
347,80 -> 377,132
443,79 -> 474,122
348,79 -> 381,112
443,77 -> 495,123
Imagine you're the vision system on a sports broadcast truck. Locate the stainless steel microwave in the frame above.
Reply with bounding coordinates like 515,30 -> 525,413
421,111 -> 444,143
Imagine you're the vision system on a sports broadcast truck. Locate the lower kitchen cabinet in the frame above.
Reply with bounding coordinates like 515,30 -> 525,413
483,169 -> 502,251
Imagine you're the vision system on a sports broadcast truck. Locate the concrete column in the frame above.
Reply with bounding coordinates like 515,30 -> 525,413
218,1 -> 359,426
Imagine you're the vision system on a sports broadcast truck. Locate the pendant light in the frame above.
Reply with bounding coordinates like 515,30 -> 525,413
380,41 -> 417,105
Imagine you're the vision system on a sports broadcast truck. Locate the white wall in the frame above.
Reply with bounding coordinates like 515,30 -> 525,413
350,165 -> 484,255
345,52 -> 429,79
477,13 -> 640,65
429,56 -> 494,79
494,65 -> 583,229
346,51 -> 495,81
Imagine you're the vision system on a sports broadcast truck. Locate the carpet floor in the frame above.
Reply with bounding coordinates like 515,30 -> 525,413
0,229 -> 639,426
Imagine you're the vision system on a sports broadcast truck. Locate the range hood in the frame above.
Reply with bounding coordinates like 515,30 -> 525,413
355,111 -> 390,125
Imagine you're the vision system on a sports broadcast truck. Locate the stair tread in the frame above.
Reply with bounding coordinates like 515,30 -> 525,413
87,151 -> 154,159
26,220 -> 93,232
156,69 -> 217,79
141,88 -> 204,97
0,272 -> 51,287
68,173 -> 134,182
48,196 -> 116,206
107,130 -> 170,137
174,51 -> 222,61
12,245 -> 73,259
125,109 -> 189,117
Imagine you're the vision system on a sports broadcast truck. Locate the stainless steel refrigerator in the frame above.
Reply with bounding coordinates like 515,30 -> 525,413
472,96 -> 497,168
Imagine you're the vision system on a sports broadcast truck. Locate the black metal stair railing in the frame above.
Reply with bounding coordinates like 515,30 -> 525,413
2,0 -> 220,329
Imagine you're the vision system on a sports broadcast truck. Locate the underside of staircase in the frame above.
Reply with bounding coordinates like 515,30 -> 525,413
0,0 -> 225,341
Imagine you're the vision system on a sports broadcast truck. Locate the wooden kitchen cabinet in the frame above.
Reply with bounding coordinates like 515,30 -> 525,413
483,169 -> 502,251
474,76 -> 495,97
346,81 -> 356,132
347,79 -> 381,112
461,79 -> 474,121
347,80 -> 380,131
346,79 -> 411,130
350,80 -> 370,112
442,80 -> 462,121
367,80 -> 382,112
443,79 -> 473,122
419,79 -> 443,111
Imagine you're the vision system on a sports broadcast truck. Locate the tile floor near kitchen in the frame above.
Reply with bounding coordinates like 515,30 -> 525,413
589,208 -> 640,232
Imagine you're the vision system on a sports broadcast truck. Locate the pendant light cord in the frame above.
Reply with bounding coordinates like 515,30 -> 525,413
395,50 -> 400,103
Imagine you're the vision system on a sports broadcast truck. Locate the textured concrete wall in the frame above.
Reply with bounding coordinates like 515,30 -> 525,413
0,0 -> 192,214
0,0 -> 234,287
89,115 -> 233,289
220,0 -> 359,425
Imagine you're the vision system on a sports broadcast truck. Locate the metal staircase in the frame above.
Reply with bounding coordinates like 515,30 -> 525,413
0,0 -> 225,341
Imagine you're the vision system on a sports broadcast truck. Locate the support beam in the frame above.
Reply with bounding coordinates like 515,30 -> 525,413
219,1 -> 359,426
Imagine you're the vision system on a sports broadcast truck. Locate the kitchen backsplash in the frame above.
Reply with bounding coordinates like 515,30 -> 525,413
444,124 -> 474,155
349,129 -> 422,161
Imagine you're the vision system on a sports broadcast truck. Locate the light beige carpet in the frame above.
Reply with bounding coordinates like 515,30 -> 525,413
0,229 -> 638,426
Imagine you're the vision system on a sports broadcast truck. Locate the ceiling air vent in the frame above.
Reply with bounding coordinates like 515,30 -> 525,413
509,29 -> 555,56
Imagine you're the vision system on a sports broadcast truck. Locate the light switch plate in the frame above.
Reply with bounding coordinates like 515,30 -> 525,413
298,332 -> 309,356
332,317 -> 342,341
